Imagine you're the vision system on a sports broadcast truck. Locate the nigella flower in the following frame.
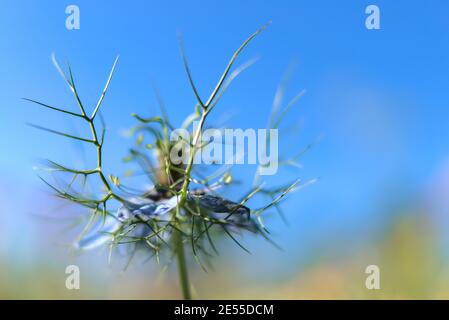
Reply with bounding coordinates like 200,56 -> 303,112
74,216 -> 121,251
117,196 -> 179,222
30,23 -> 307,300
75,190 -> 256,250
187,193 -> 250,217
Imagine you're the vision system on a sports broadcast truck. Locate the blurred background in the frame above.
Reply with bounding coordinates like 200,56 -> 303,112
1,0 -> 449,299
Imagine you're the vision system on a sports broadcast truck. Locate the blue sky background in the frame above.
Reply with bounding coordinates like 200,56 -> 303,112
1,0 -> 449,287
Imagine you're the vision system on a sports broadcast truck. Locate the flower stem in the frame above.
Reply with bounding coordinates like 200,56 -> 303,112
179,111 -> 208,205
173,228 -> 191,300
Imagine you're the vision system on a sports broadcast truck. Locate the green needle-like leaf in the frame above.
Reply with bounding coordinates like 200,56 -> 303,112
205,22 -> 271,108
91,56 -> 120,120
27,123 -> 95,144
23,98 -> 84,118
178,37 -> 206,109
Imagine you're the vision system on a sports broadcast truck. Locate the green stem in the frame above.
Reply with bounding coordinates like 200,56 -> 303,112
179,111 -> 208,205
173,228 -> 191,300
